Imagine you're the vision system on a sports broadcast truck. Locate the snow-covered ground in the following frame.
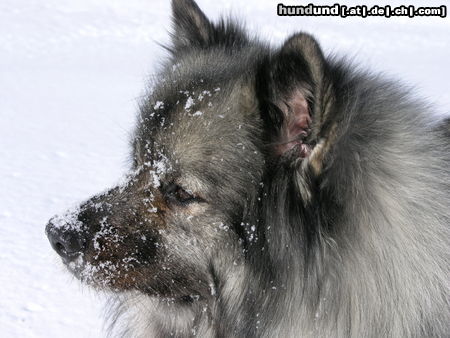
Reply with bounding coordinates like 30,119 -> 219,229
0,0 -> 448,337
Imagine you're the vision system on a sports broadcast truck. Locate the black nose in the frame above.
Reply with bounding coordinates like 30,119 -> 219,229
46,220 -> 86,261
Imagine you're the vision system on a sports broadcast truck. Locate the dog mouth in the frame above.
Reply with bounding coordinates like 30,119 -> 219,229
63,252 -> 150,292
63,253 -> 115,287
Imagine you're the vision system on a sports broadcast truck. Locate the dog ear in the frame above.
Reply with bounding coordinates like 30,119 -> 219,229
170,0 -> 248,54
257,33 -> 334,168
170,0 -> 213,51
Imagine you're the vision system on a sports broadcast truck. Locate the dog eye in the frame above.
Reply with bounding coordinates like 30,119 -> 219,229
164,183 -> 201,205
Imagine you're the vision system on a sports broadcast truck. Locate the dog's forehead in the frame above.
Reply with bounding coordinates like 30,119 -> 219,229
134,69 -> 262,178
160,83 -> 255,165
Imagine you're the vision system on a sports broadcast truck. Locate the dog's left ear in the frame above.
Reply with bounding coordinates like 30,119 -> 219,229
171,0 -> 213,51
257,33 -> 335,170
170,0 -> 248,54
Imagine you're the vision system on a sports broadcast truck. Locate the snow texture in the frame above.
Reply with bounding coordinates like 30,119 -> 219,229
0,0 -> 449,337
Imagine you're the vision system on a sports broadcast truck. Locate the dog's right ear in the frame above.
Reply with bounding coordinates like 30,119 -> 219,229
171,0 -> 213,51
256,33 -> 335,175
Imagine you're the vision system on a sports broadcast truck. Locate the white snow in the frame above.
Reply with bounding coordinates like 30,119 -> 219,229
154,101 -> 164,110
0,0 -> 448,337
185,96 -> 195,111
47,205 -> 84,232
148,153 -> 171,188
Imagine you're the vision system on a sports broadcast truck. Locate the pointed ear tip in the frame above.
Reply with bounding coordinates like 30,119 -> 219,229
171,0 -> 198,10
284,32 -> 321,50
171,0 -> 207,22
171,0 -> 184,11
281,32 -> 325,63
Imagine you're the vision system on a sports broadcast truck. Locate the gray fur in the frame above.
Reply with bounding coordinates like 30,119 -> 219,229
46,1 -> 449,337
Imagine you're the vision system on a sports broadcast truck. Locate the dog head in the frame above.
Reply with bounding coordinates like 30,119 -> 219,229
46,0 -> 335,303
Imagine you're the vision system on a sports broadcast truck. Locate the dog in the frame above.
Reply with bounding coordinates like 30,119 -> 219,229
46,0 -> 450,336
